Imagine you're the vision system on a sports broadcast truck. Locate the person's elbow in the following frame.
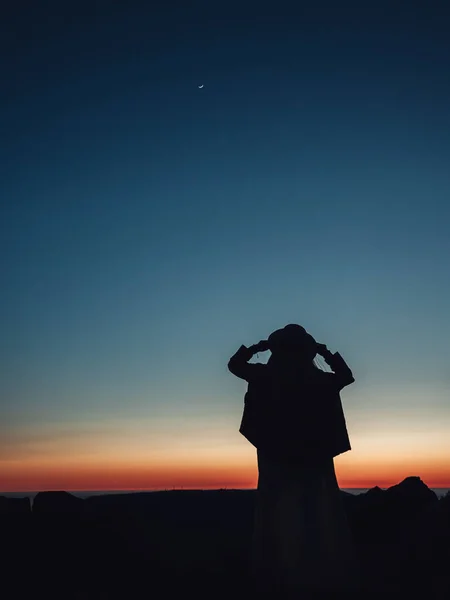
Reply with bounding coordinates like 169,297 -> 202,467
342,373 -> 355,388
228,358 -> 247,380
336,370 -> 355,390
343,366 -> 355,383
228,358 -> 239,377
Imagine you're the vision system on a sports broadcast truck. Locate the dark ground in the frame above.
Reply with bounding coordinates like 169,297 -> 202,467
2,476 -> 449,600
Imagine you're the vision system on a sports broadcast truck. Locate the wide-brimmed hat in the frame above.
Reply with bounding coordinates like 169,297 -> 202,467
268,324 -> 317,353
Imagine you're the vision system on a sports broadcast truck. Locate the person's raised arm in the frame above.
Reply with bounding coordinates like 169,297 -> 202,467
316,343 -> 355,391
228,340 -> 270,381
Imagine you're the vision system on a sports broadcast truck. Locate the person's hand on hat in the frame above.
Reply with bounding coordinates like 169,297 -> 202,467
316,343 -> 333,358
252,339 -> 271,353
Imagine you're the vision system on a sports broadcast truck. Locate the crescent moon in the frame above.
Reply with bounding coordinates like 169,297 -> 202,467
198,84 -> 204,89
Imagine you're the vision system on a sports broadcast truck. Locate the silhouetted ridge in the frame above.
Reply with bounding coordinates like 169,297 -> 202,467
33,490 -> 84,515
0,495 -> 31,514
1,480 -> 449,599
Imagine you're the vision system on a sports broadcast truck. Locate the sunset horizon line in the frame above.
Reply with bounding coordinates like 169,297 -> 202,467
3,482 -> 449,494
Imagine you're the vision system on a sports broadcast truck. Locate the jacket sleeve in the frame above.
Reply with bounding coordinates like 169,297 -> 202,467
228,345 -> 262,382
322,351 -> 355,391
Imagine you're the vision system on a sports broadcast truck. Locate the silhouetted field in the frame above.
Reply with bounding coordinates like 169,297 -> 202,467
1,477 -> 449,599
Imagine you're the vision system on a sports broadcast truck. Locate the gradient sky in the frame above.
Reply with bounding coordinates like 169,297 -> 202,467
1,2 -> 450,492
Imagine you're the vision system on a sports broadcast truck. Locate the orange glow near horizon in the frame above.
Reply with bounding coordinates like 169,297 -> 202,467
1,453 -> 449,493
2,408 -> 449,493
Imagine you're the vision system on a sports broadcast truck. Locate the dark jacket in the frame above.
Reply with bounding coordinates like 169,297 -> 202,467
228,346 -> 355,462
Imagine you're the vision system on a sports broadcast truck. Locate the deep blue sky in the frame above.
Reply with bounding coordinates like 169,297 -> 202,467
1,1 -> 449,489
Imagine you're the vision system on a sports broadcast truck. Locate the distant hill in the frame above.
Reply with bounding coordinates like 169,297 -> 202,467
1,477 -> 449,599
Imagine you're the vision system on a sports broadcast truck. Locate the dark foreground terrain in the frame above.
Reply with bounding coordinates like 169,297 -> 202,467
2,477 -> 449,599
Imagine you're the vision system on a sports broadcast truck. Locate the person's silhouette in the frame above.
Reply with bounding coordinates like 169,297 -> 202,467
228,324 -> 358,598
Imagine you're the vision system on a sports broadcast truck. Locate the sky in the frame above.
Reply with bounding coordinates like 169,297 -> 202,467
1,1 -> 450,492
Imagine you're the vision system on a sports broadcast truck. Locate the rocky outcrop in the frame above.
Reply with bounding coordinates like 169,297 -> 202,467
0,480 -> 448,599
385,476 -> 438,505
33,490 -> 84,515
1,496 -> 33,597
343,477 -> 439,544
0,495 -> 31,514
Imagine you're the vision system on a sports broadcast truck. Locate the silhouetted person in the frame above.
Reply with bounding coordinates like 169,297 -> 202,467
228,324 -> 357,599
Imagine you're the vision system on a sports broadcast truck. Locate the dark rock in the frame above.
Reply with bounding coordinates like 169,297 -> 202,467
365,485 -> 384,497
383,477 -> 438,527
1,496 -> 33,596
385,476 -> 438,504
361,485 -> 386,509
1,481 -> 446,599
33,491 -> 84,515
0,495 -> 31,514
